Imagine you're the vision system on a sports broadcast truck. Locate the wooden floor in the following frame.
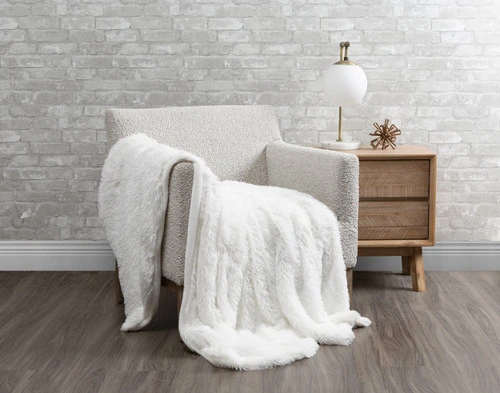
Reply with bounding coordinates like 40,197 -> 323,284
0,271 -> 498,393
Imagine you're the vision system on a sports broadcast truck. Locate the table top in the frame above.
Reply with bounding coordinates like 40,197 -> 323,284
341,145 -> 436,159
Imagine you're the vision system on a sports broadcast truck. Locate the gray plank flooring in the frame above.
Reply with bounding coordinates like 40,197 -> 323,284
0,271 -> 498,393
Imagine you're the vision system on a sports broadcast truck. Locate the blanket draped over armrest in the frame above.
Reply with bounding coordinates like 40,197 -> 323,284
99,134 -> 370,370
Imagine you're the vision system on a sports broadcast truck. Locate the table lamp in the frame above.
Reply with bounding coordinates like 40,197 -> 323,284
322,42 -> 367,150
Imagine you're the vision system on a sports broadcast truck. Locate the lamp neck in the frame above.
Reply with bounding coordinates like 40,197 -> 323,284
337,106 -> 343,142
340,41 -> 350,61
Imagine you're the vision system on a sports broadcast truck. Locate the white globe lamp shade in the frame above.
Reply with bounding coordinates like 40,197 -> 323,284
324,64 -> 367,106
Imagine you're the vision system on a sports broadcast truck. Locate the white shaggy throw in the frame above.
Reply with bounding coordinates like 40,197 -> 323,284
99,134 -> 370,370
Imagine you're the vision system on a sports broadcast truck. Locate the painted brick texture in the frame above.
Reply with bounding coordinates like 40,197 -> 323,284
0,0 -> 499,242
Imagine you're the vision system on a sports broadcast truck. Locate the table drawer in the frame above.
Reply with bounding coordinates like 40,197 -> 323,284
359,201 -> 429,240
359,160 -> 429,198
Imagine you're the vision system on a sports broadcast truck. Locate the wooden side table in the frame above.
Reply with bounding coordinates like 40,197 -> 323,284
344,146 -> 437,292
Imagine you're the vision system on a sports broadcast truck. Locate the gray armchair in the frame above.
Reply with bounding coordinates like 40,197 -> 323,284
106,105 -> 359,305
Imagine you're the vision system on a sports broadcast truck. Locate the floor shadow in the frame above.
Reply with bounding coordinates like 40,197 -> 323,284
141,287 -> 179,331
354,271 -> 413,291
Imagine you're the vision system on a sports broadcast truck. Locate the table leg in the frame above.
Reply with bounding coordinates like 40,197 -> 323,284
401,255 -> 411,275
410,247 -> 426,292
346,268 -> 353,305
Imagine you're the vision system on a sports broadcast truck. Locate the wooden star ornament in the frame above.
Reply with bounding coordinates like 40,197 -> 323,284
370,119 -> 401,150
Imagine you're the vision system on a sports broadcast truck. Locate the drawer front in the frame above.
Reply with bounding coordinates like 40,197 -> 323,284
359,201 -> 429,240
359,160 -> 430,198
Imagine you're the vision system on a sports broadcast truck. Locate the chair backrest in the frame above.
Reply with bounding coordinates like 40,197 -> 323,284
106,105 -> 282,185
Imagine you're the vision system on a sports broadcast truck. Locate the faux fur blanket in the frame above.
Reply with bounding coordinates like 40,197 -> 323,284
99,134 -> 370,370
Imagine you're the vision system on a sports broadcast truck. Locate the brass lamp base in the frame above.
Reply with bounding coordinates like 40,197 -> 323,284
321,141 -> 361,151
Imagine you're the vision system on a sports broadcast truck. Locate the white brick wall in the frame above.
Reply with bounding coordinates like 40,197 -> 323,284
0,0 -> 499,242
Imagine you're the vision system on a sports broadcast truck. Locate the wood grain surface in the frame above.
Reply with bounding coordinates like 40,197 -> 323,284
1,271 -> 498,393
358,201 -> 429,239
359,160 -> 429,199
359,160 -> 430,173
359,227 -> 428,241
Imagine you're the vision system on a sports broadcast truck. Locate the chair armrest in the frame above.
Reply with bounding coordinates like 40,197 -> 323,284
162,161 -> 193,286
266,140 -> 359,268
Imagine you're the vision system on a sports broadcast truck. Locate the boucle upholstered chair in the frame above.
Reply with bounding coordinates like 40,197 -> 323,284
106,105 -> 359,310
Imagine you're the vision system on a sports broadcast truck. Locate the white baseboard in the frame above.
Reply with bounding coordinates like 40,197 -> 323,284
356,242 -> 500,271
0,241 -> 498,271
0,241 -> 115,271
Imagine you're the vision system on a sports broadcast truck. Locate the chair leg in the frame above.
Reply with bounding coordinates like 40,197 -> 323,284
346,268 -> 353,303
164,280 -> 184,343
175,286 -> 183,319
115,259 -> 124,304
